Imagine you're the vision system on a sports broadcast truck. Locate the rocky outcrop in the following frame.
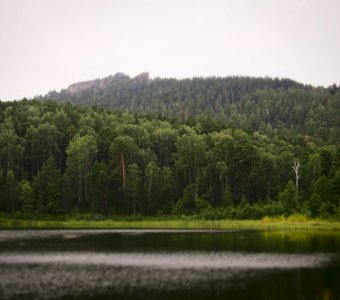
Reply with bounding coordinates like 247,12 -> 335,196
133,72 -> 150,85
46,73 -> 149,98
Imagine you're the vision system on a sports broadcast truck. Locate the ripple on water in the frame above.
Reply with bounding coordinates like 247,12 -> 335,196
0,231 -> 338,299
0,251 -> 333,269
0,251 -> 335,300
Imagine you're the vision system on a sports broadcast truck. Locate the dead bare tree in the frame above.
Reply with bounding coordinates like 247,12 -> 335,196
292,159 -> 300,191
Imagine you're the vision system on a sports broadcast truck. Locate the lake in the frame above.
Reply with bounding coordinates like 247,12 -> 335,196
0,229 -> 339,299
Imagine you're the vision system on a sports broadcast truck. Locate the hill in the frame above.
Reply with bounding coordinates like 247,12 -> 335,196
40,73 -> 340,144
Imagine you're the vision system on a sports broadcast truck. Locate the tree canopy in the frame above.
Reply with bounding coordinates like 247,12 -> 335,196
1,76 -> 340,219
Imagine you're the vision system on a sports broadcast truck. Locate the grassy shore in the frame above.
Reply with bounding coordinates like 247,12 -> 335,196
1,216 -> 340,231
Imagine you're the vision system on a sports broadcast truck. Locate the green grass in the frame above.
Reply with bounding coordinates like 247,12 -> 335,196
1,216 -> 340,231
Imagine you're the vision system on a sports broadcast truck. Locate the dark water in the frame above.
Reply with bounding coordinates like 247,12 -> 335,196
0,229 -> 339,299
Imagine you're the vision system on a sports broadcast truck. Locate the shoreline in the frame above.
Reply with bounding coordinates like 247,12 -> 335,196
1,218 -> 340,231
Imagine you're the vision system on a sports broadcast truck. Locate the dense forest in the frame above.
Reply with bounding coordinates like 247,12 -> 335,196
42,74 -> 340,145
1,76 -> 340,219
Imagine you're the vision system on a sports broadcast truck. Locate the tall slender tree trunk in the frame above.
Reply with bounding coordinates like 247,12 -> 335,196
120,150 -> 126,190
31,142 -> 34,177
84,173 -> 87,206
10,180 -> 14,213
7,142 -> 10,175
78,169 -> 81,208
133,192 -> 136,215
195,167 -> 199,200
148,173 -> 152,204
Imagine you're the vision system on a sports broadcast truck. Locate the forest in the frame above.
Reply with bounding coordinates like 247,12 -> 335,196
1,76 -> 340,219
43,74 -> 340,145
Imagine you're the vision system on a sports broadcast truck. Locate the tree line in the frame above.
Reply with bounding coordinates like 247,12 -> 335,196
0,99 -> 339,219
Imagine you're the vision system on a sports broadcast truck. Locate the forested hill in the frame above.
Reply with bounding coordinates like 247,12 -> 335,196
0,100 -> 339,219
40,74 -> 340,144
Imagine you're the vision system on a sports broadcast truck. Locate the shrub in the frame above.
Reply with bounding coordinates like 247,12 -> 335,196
308,193 -> 321,218
287,214 -> 309,222
319,202 -> 335,219
262,201 -> 285,217
279,181 -> 298,215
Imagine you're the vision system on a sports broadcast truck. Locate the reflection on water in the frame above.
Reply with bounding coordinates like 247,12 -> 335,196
0,251 -> 333,269
0,229 -> 339,299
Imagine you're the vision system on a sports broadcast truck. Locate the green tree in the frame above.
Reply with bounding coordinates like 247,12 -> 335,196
308,193 -> 321,218
306,153 -> 321,185
33,157 -> 62,214
144,161 -> 162,214
159,167 -> 177,214
151,127 -> 176,167
279,180 -> 299,215
173,184 -> 196,215
17,180 -> 34,214
5,170 -> 18,213
90,161 -> 112,215
231,133 -> 258,201
110,135 -> 140,192
66,134 -> 97,209
175,134 -> 207,201
309,176 -> 335,213
125,163 -> 141,214
331,171 -> 340,207
25,123 -> 60,174
0,128 -> 24,177
320,148 -> 333,176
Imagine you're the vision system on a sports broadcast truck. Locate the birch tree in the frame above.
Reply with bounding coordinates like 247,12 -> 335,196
66,134 -> 97,209
175,133 -> 207,200
292,159 -> 300,191
126,163 -> 141,214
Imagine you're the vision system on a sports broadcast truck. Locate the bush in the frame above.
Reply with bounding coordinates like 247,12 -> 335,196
172,184 -> 196,215
319,202 -> 335,219
308,193 -> 321,218
279,181 -> 298,216
262,201 -> 285,217
336,205 -> 340,221
201,207 -> 229,220
287,214 -> 309,222
194,198 -> 212,213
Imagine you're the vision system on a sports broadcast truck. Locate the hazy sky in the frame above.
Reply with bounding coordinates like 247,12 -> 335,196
1,0 -> 340,100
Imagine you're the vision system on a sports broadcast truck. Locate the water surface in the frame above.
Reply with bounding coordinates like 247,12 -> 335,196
0,229 -> 339,299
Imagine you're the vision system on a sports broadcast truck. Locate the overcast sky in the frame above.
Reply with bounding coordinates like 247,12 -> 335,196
0,0 -> 340,100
